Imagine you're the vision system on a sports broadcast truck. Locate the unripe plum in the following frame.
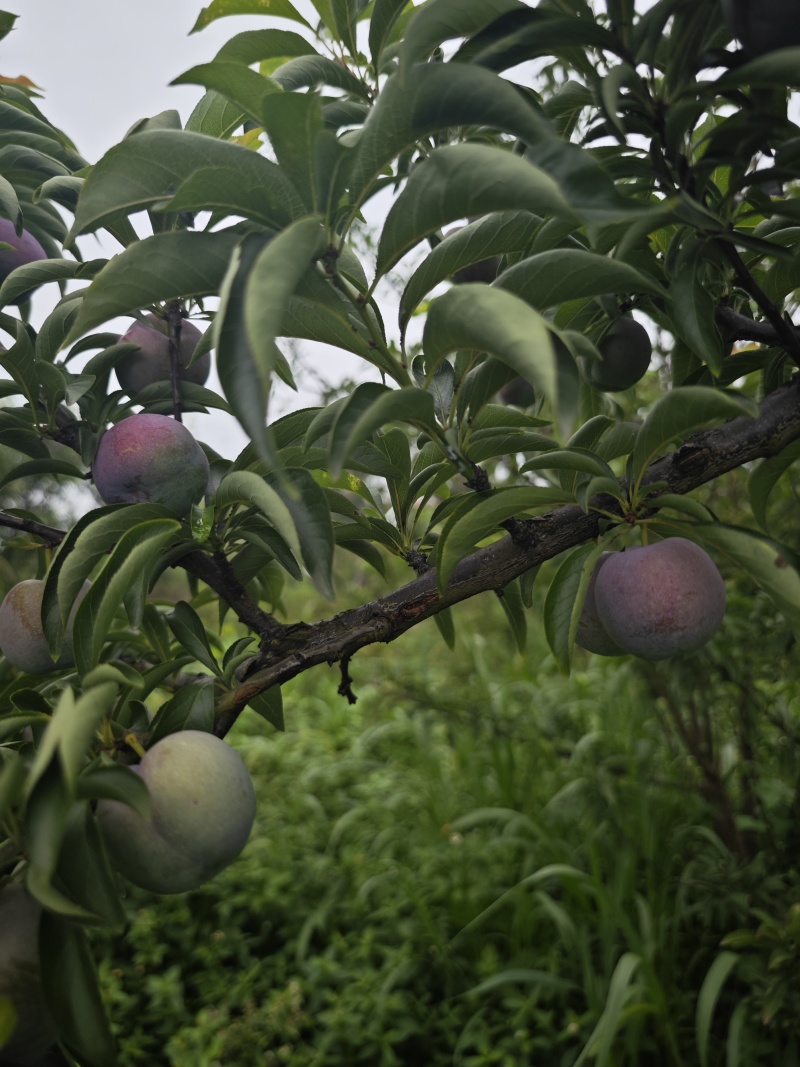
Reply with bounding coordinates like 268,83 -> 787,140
575,553 -> 625,656
92,413 -> 210,517
0,578 -> 88,675
721,0 -> 800,55
0,884 -> 58,1065
97,730 -> 257,895
0,218 -> 48,305
116,314 -> 211,397
593,537 -> 726,660
590,317 -> 652,392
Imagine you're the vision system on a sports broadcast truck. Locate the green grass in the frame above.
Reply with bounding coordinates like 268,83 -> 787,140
93,572 -> 800,1066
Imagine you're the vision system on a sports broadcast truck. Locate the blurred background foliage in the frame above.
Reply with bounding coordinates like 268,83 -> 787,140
89,467 -> 800,1067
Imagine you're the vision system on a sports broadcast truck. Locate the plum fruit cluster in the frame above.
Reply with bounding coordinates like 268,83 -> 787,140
97,730 -> 257,895
577,537 -> 727,660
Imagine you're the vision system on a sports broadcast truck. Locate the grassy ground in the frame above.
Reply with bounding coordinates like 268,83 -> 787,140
93,554 -> 800,1066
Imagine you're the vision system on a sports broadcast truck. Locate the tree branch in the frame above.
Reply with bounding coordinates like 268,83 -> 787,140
0,511 -> 66,547
213,372 -> 800,737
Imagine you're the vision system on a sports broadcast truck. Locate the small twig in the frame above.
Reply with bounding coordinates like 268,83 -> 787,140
337,655 -> 358,705
164,301 -> 185,423
716,242 -> 800,369
0,511 -> 66,547
715,305 -> 800,348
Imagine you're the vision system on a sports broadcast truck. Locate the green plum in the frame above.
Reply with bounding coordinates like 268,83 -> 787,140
0,579 -> 88,675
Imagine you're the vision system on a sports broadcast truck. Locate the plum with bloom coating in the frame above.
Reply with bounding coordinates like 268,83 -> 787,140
92,413 -> 210,517
0,578 -> 88,674
0,217 -> 48,304
576,553 -> 625,657
117,314 -> 210,397
594,537 -> 726,660
97,730 -> 257,895
0,884 -> 58,1064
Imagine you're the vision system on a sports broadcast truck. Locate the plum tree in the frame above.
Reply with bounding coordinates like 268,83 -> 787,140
593,538 -> 727,660
96,730 -> 257,895
91,413 -> 210,517
0,218 -> 47,304
116,313 -> 211,398
721,0 -> 800,56
0,579 -> 88,675
589,318 -> 653,392
0,884 -> 57,1066
575,553 -> 625,657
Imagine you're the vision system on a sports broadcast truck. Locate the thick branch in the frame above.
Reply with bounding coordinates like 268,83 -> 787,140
213,373 -> 800,736
715,305 -> 800,348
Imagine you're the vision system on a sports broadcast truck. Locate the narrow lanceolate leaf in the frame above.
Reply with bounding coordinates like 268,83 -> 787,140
64,231 -> 240,344
213,470 -> 302,560
369,0 -> 411,68
0,258 -> 83,308
328,383 -> 437,477
543,543 -> 602,675
399,211 -> 542,338
423,286 -> 558,409
347,62 -> 551,210
748,440 -> 800,532
398,0 -> 525,72
28,684 -> 119,797
191,0 -> 313,34
0,173 -> 21,230
40,913 -> 117,1067
214,28 -> 318,64
520,448 -> 617,484
668,269 -> 726,376
166,601 -> 221,674
68,129 -> 304,240
631,387 -> 756,487
648,521 -> 800,641
436,486 -> 573,594
72,520 -> 182,675
171,62 -> 281,126
496,249 -> 662,310
42,504 -> 175,655
265,467 -> 335,598
696,952 -> 739,1067
244,216 -> 326,394
375,144 -> 574,279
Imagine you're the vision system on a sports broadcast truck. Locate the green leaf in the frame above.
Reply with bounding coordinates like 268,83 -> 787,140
0,458 -> 85,492
423,285 -> 558,407
28,684 -> 119,797
68,129 -> 303,241
543,543 -> 602,674
214,28 -> 318,64
40,912 -> 117,1067
272,55 -> 370,100
716,47 -> 800,90
260,93 -> 325,212
191,0 -> 312,32
499,577 -> 527,653
244,216 -> 326,387
436,486 -> 572,593
668,268 -> 726,376
65,231 -> 240,343
348,62 -> 551,209
76,763 -> 150,819
213,470 -> 302,560
55,803 -> 126,929
574,953 -> 642,1067
375,143 -> 575,279
71,520 -> 182,675
148,683 -> 215,744
166,601 -> 221,674
369,0 -> 411,68
266,467 -> 335,597
399,210 -> 542,338
185,90 -> 248,139
328,383 -> 437,477
696,952 -> 739,1067
398,0 -> 525,71
497,249 -> 662,310
749,440 -> 800,533
248,686 -> 285,731
171,62 -> 281,126
520,448 -> 617,483
631,387 -> 756,487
